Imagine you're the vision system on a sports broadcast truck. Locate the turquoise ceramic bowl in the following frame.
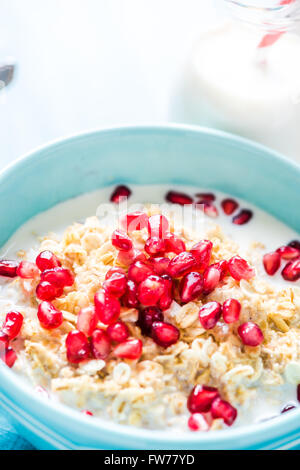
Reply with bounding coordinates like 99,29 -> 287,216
0,125 -> 299,450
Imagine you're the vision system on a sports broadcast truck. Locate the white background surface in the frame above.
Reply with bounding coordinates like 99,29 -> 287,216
0,0 -> 227,168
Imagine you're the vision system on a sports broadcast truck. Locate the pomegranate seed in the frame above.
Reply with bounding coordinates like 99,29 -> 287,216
297,384 -> 300,403
37,301 -> 63,329
77,306 -> 98,336
190,240 -> 213,271
1,347 -> 17,368
36,250 -> 61,271
228,256 -> 255,281
148,257 -> 170,276
91,329 -> 111,359
188,413 -> 210,432
113,338 -> 142,360
103,271 -> 127,298
180,272 -> 203,303
117,248 -> 146,266
232,209 -> 253,225
288,240 -> 300,251
211,397 -> 237,426
120,211 -> 148,232
106,321 -> 129,343
2,311 -> 23,339
199,301 -> 222,330
82,410 -> 93,416
212,260 -> 229,280
0,260 -> 19,278
66,330 -> 90,363
159,274 -> 173,311
195,192 -> 216,202
145,237 -> 166,256
276,245 -> 300,260
151,321 -> 180,348
203,265 -> 221,294
282,259 -> 300,282
110,185 -> 131,203
105,267 -> 126,279
138,275 -> 166,306
221,198 -> 239,215
0,332 -> 9,349
41,267 -> 74,288
94,290 -> 120,325
128,261 -> 153,284
168,252 -> 196,278
164,232 -> 186,254
36,281 -> 63,301
222,299 -> 241,324
263,252 -> 281,275
187,385 -> 219,413
238,322 -> 264,346
147,214 -> 169,238
16,261 -> 39,279
137,306 -> 163,336
111,229 -> 133,252
166,190 -> 193,205
281,403 -> 296,413
122,280 -> 139,308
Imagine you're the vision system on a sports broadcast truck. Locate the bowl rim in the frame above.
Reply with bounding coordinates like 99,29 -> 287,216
0,123 -> 299,448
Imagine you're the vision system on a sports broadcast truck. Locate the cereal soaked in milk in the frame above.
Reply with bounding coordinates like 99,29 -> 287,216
0,184 -> 299,432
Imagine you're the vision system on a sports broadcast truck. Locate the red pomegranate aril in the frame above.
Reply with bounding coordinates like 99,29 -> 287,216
37,301 -> 63,330
281,259 -> 300,282
128,261 -> 153,284
199,301 -> 222,330
41,267 -> 74,288
263,252 -> 281,276
66,330 -> 90,363
159,274 -> 173,311
145,237 -> 166,256
0,332 -> 9,349
77,306 -> 98,337
232,209 -> 253,225
91,329 -> 111,360
1,347 -> 17,368
151,321 -> 180,348
138,275 -> 166,306
180,272 -> 203,303
94,290 -> 120,325
228,256 -> 255,281
164,233 -> 186,254
148,257 -> 170,276
106,321 -> 129,343
105,267 -> 126,279
190,240 -> 213,271
276,245 -> 300,260
137,306 -> 164,336
36,281 -> 63,301
281,403 -> 296,413
188,413 -> 210,432
120,211 -> 149,232
166,191 -> 193,205
36,250 -> 61,272
147,214 -> 169,238
0,260 -> 19,278
288,240 -> 300,251
238,322 -> 264,347
212,260 -> 229,280
204,202 -> 219,218
196,192 -> 216,202
222,299 -> 241,324
203,265 -> 221,294
111,229 -> 133,252
117,248 -> 146,266
110,185 -> 131,203
168,252 -> 196,278
221,198 -> 239,215
82,410 -> 93,416
211,397 -> 237,426
103,271 -> 127,298
187,385 -> 220,413
16,261 -> 39,279
113,338 -> 142,360
122,280 -> 139,308
2,311 -> 23,339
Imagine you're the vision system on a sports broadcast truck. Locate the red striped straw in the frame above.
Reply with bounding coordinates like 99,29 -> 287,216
258,0 -> 295,48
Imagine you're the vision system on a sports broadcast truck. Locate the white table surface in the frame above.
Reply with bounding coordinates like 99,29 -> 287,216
0,0 -> 228,168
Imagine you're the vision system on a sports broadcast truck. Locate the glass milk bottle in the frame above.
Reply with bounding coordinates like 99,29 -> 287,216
175,0 -> 300,162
